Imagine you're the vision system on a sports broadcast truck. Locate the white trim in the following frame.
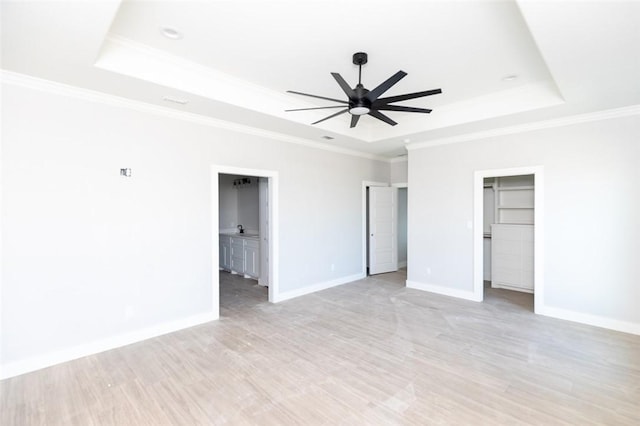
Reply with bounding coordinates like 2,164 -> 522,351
473,166 -> 544,309
537,306 -> 640,336
274,273 -> 365,303
390,156 -> 408,163
395,184 -> 408,272
212,166 -> 279,305
406,280 -> 481,302
0,77 -> 3,373
0,311 -> 216,380
406,104 -> 640,151
5,71 -> 639,161
210,172 -> 221,320
0,70 -> 389,162
362,181 -> 390,276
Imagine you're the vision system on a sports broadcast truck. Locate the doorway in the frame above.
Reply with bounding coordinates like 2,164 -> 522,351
397,186 -> 408,269
362,181 -> 400,276
211,166 -> 279,319
473,166 -> 544,313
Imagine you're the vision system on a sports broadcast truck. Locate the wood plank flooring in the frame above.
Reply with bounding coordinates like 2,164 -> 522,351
2,270 -> 639,425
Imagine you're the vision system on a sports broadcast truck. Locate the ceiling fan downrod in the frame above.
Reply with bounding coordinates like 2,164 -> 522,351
353,52 -> 368,86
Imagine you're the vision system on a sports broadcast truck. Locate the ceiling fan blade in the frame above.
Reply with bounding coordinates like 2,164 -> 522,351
331,73 -> 355,99
375,105 -> 432,114
285,105 -> 347,112
376,88 -> 442,105
365,70 -> 408,102
311,108 -> 349,125
368,110 -> 397,126
287,90 -> 348,104
350,115 -> 360,128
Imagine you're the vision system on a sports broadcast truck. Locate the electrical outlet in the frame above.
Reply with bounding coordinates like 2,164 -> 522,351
331,264 -> 335,271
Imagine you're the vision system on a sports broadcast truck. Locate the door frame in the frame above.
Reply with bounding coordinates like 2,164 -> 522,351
392,183 -> 408,269
361,181 -> 389,276
473,166 -> 544,313
211,165 -> 279,319
258,177 -> 269,287
368,186 -> 399,275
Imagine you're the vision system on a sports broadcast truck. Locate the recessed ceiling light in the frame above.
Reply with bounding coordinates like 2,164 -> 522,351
162,96 -> 188,105
160,27 -> 182,40
403,138 -> 411,143
502,74 -> 518,82
321,135 -> 335,140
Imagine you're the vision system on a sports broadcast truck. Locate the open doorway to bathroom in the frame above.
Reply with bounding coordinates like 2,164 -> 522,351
211,166 -> 278,319
218,173 -> 267,313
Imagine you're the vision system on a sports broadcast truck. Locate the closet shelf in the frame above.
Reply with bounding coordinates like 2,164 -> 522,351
496,185 -> 534,191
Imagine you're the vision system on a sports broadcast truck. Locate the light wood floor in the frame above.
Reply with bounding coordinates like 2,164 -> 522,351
2,270 -> 639,425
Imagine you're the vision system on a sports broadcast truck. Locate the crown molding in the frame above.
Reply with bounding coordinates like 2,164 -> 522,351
389,156 -> 408,163
406,104 -> 640,151
0,70 -> 390,162
98,35 -> 380,143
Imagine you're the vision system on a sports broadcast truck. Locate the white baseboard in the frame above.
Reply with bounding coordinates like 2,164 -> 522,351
406,280 -> 481,302
0,311 -> 217,380
274,273 -> 365,303
536,305 -> 640,336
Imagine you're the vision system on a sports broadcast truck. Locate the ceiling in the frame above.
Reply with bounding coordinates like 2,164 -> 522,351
2,0 -> 639,158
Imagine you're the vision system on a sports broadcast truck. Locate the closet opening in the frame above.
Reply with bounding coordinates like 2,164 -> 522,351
483,174 -> 534,311
473,167 -> 544,314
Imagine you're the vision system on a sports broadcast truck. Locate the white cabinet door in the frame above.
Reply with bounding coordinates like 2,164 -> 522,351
230,237 -> 245,274
221,235 -> 260,279
369,186 -> 398,275
219,235 -> 232,270
244,239 -> 260,279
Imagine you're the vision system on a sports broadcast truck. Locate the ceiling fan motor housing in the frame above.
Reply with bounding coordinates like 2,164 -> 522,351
349,84 -> 371,115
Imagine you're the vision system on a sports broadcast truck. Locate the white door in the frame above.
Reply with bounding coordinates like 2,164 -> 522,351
369,186 -> 398,275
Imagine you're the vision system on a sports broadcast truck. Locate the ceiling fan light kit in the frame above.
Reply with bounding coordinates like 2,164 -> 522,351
286,52 -> 442,128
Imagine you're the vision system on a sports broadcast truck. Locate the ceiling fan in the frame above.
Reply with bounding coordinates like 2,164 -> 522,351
286,52 -> 442,128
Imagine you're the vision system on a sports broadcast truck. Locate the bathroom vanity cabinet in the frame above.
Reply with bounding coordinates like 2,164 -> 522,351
219,234 -> 260,279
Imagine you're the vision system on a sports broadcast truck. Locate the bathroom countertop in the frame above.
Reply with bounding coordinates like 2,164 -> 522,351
219,232 -> 259,239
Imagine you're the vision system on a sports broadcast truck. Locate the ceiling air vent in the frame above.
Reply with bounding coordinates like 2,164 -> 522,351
162,96 -> 188,105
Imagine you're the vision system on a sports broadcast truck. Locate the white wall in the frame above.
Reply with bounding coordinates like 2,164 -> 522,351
218,174 -> 259,233
407,114 -> 640,328
390,158 -> 408,184
218,174 -> 238,231
0,81 -> 390,376
236,180 -> 259,234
